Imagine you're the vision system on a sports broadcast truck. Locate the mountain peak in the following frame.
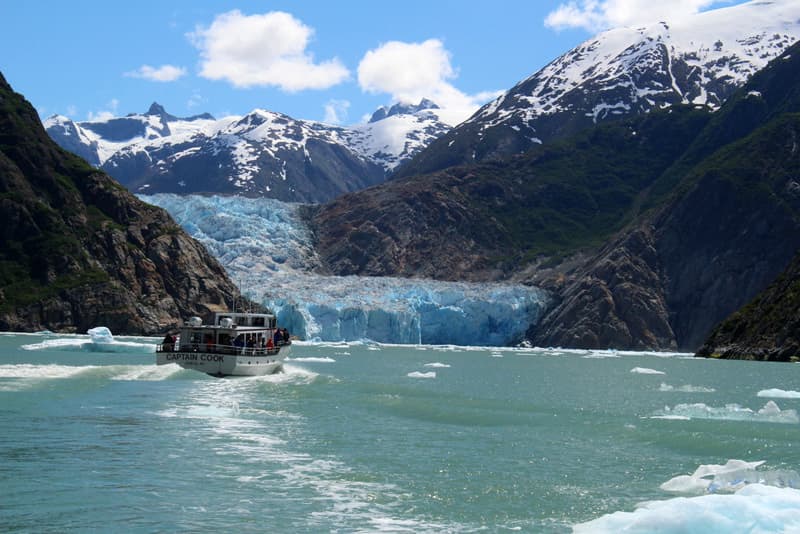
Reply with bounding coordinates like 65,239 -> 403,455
143,102 -> 213,122
369,99 -> 440,123
396,0 -> 800,179
147,102 -> 167,116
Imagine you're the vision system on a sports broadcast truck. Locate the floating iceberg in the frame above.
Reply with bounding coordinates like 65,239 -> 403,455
660,459 -> 800,495
758,388 -> 800,399
659,382 -> 716,393
630,367 -> 665,375
575,460 -> 800,532
407,371 -> 436,379
21,327 -> 156,353
142,194 -> 550,345
652,401 -> 799,424
574,483 -> 800,533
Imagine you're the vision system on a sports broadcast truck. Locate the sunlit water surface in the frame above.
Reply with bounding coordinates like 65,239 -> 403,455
2,332 -> 800,532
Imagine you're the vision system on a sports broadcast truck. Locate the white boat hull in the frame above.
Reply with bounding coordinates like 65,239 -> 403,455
156,345 -> 290,377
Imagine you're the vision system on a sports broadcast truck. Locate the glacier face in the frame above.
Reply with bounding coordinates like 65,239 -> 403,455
141,194 -> 550,345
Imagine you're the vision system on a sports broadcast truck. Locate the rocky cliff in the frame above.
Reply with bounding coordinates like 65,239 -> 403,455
310,104 -> 710,282
532,44 -> 800,351
696,250 -> 800,361
0,72 -> 244,334
532,113 -> 800,350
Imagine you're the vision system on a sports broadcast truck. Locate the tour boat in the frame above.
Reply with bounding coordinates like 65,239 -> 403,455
155,312 -> 291,377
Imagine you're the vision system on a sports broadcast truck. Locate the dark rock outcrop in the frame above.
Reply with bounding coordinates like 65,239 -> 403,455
0,72 -> 244,334
533,111 -> 800,351
697,251 -> 800,361
531,225 -> 675,350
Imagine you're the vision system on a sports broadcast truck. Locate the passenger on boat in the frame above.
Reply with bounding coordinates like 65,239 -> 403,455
273,329 -> 282,346
162,333 -> 175,351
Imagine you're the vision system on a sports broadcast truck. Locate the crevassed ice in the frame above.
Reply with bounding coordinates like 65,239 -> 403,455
141,194 -> 550,346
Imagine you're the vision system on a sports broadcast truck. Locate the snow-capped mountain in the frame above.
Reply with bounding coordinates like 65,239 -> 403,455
44,100 -> 450,203
397,0 -> 800,178
348,99 -> 451,171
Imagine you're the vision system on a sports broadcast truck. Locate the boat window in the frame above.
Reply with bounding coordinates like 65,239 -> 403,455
190,331 -> 202,344
252,316 -> 265,327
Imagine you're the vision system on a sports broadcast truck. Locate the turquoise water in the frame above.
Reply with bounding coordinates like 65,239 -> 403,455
2,332 -> 800,532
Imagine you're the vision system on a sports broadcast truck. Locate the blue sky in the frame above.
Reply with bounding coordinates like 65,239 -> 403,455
1,0 -> 747,126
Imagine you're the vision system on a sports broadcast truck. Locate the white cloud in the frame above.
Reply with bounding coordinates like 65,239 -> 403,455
323,99 -> 350,125
125,64 -> 187,82
87,98 -> 119,121
357,39 -> 499,125
187,93 -> 206,110
358,39 -> 455,102
188,10 -> 349,91
544,0 -> 720,32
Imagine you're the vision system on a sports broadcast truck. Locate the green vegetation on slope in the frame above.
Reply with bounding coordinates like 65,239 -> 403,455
468,105 -> 712,260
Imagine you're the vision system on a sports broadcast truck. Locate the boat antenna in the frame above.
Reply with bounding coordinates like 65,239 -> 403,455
233,277 -> 240,314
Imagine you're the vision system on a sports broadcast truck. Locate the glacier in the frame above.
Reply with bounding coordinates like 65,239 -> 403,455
141,194 -> 550,346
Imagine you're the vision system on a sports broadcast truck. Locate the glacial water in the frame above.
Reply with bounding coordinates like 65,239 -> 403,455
2,332 -> 800,532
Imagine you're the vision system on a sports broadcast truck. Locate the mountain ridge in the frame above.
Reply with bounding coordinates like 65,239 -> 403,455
0,72 -> 248,334
394,0 -> 800,179
44,99 -> 451,203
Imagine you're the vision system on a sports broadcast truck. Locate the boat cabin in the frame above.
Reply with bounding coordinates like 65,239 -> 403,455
160,312 -> 289,356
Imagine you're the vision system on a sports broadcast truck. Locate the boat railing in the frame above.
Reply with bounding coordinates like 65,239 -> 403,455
156,340 -> 290,356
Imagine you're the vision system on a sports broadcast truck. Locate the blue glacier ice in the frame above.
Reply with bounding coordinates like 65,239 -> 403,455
141,194 -> 550,345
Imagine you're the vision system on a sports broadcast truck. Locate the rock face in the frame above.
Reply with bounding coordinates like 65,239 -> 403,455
696,251 -> 800,361
310,105 -> 711,282
0,72 -> 243,334
530,226 -> 676,351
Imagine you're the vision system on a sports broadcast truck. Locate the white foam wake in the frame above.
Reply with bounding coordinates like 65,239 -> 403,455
0,363 -> 94,379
